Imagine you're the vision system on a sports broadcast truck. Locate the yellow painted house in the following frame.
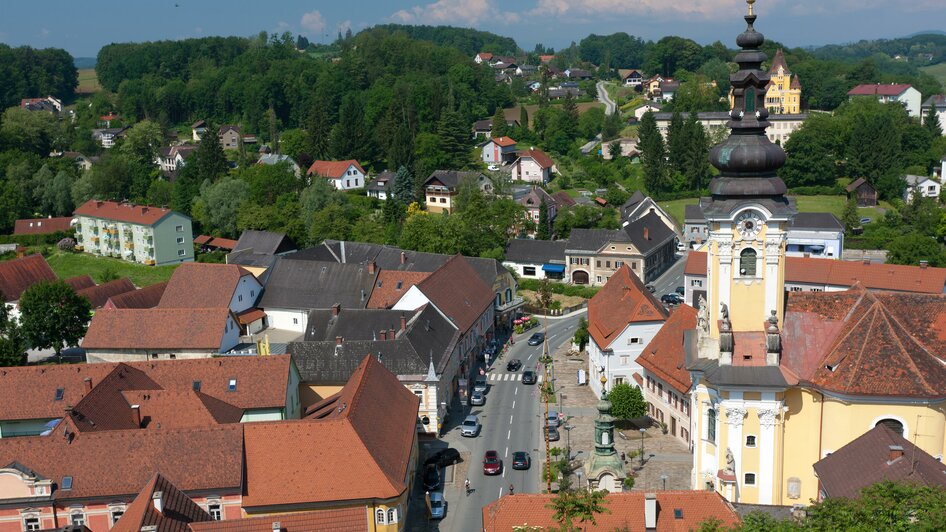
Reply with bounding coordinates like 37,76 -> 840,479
729,49 -> 801,114
688,2 -> 946,508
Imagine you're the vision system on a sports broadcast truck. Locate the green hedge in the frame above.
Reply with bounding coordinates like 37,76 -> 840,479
519,279 -> 599,299
788,185 -> 844,196
0,231 -> 73,246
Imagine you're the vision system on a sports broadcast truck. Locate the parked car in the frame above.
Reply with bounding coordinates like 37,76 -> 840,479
527,332 -> 545,346
473,376 -> 488,393
423,464 -> 441,491
511,451 -> 531,470
544,425 -> 560,441
429,491 -> 446,519
506,359 -> 522,372
461,415 -> 481,437
547,411 -> 561,428
470,390 -> 485,406
425,448 -> 461,468
661,293 -> 683,305
522,370 -> 537,384
676,241 -> 687,252
483,450 -> 503,475
860,217 -> 872,225
646,284 -> 655,293
487,164 -> 500,171
675,286 -> 685,296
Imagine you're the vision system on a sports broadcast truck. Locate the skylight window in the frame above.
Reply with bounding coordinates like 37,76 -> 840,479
192,380 -> 201,392
227,379 -> 237,391
61,476 -> 73,490
55,388 -> 64,401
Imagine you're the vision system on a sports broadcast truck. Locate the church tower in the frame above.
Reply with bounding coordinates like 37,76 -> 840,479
698,0 -> 796,362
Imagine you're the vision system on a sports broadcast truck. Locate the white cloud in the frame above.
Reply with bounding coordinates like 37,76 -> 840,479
337,20 -> 353,34
300,10 -> 327,35
391,0 -> 497,25
39,28 -> 50,38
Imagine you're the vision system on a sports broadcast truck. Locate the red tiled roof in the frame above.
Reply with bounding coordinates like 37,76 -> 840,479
64,275 -> 96,291
638,305 -> 697,393
236,307 -> 265,325
105,281 -> 168,309
159,263 -> 255,309
76,277 -> 136,308
366,270 -> 430,309
416,255 -> 494,333
0,254 -> 57,302
112,473 -> 213,532
306,159 -> 365,178
588,265 -> 668,349
482,491 -> 740,531
74,200 -> 176,226
685,252 -> 946,294
490,136 -> 517,147
552,191 -> 577,207
477,52 -> 494,60
848,83 -> 913,96
81,308 -> 231,350
13,216 -> 73,235
194,235 -> 212,245
243,355 -> 418,508
190,508 -> 368,531
518,148 -> 554,169
195,235 -> 238,250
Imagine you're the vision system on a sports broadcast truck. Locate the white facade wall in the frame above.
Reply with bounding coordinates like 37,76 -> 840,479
898,87 -> 922,118
502,260 -> 556,280
228,275 -> 263,314
328,165 -> 365,190
512,158 -> 549,183
264,308 -> 308,333
587,320 -> 664,398
903,178 -> 942,202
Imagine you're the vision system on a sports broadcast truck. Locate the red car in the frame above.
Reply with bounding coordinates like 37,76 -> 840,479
483,450 -> 502,475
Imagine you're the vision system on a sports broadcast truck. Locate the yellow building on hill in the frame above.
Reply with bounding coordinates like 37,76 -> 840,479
689,1 -> 946,507
729,49 -> 801,114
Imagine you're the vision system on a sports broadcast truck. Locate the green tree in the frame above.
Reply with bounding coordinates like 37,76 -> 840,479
0,293 -> 27,367
547,488 -> 610,531
392,165 -> 415,204
305,104 -> 331,160
191,177 -> 250,237
924,104 -> 943,138
519,105 -> 529,133
561,91 -> 580,140
683,112 -> 712,190
802,481 -> 946,531
666,112 -> 687,175
601,110 -> 623,141
887,232 -> 946,267
607,382 -> 647,419
330,94 -> 372,161
120,120 -> 164,168
573,317 -> 590,351
537,198 -> 550,240
196,122 -> 228,182
638,112 -> 666,195
781,113 -> 841,188
608,140 -> 622,160
491,106 -> 507,138
436,109 -> 471,169
842,196 -> 859,232
18,280 -> 92,362
0,107 -> 59,155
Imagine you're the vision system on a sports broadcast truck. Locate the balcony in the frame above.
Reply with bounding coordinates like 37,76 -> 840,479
496,296 -> 525,313
124,242 -> 134,250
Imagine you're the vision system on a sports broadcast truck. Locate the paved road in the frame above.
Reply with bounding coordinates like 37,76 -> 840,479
434,313 -> 585,530
597,81 -> 616,115
649,251 -> 688,300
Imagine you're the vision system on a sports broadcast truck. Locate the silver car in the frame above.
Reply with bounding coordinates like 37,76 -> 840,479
429,491 -> 446,519
473,376 -> 488,393
461,415 -> 481,437
470,390 -> 485,406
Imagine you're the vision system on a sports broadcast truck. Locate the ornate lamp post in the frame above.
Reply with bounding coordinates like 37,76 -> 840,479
639,428 -> 646,467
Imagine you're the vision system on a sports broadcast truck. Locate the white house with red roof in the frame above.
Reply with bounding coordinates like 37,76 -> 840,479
306,159 -> 366,190
480,136 -> 518,164
847,83 -> 922,117
510,148 -> 555,183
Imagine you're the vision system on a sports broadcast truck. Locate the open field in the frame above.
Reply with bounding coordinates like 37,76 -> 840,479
76,69 -> 101,94
45,251 -> 178,286
659,195 -> 893,226
920,63 -> 946,87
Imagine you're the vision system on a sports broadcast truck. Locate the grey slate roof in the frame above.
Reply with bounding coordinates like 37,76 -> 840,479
565,229 -> 631,252
504,239 -> 567,264
290,305 -> 459,383
305,308 -> 413,342
623,211 -> 676,254
366,171 -> 395,192
621,190 -> 645,214
789,212 -> 843,231
259,258 -> 378,310
425,170 -> 489,189
232,230 -> 295,256
684,204 -> 705,222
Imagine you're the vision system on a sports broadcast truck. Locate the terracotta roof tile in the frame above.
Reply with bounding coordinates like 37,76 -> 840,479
189,508 -> 367,531
76,277 -> 136,308
306,159 -> 365,178
105,281 -> 168,309
638,305 -> 697,393
490,136 -> 517,147
74,200 -> 178,226
112,473 -> 213,532
64,275 -> 96,291
159,263 -> 254,308
0,254 -> 57,302
482,491 -> 740,531
518,148 -> 554,169
848,83 -> 913,96
366,270 -> 430,309
416,255 -> 494,332
684,251 -> 707,276
13,217 -> 73,235
81,308 -> 231,351
589,265 -> 668,349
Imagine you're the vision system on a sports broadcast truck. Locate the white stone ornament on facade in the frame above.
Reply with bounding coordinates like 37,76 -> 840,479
725,406 -> 747,426
758,408 -> 780,427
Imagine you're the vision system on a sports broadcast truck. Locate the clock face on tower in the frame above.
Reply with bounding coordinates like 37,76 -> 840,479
735,210 -> 763,240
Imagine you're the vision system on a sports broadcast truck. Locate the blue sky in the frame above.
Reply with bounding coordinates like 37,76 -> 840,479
1,0 -> 943,58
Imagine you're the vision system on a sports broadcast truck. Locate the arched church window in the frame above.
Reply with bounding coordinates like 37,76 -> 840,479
876,418 -> 904,437
740,248 -> 757,277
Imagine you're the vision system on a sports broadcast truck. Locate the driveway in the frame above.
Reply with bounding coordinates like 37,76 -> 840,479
597,81 -> 616,116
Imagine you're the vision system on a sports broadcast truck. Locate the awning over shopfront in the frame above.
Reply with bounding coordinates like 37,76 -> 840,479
542,263 -> 566,273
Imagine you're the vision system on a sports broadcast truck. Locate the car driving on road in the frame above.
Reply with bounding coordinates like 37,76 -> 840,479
483,450 -> 502,475
661,293 -> 683,305
461,415 -> 481,437
511,451 -> 531,470
522,370 -> 537,384
527,332 -> 545,346
506,359 -> 522,371
473,376 -> 488,393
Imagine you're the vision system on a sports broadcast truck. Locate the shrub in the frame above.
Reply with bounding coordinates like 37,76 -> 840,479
56,238 -> 76,252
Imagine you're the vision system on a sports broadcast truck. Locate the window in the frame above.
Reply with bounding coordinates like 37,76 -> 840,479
346,180 -> 350,187
596,260 -> 601,268
744,473 -> 756,486
691,279 -> 703,287
387,508 -> 398,523
55,388 -> 64,401
176,236 -> 184,244
228,379 -> 237,392
355,179 -> 359,186
657,383 -> 663,399
208,503 -> 222,521
606,261 -> 611,268
632,262 -> 637,270
739,248 -> 757,276
707,408 -> 717,443
746,435 -> 757,447
61,476 -> 73,490
178,249 -> 186,257
175,225 -> 184,232
70,513 -> 85,526
620,356 -> 629,365
615,377 -> 626,385
110,510 -> 124,526
876,418 -> 905,437
375,509 -> 386,525
428,197 -> 435,202
24,518 -> 40,531
616,261 -> 623,268
790,286 -> 802,292
629,337 -> 642,345
292,318 -> 299,325
596,276 -> 602,283
440,198 -> 446,203
523,266 -> 536,276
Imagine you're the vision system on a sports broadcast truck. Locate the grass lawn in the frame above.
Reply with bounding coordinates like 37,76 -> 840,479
920,63 -> 946,87
659,194 -> 893,226
45,251 -> 179,287
504,102 -> 604,129
76,69 -> 101,94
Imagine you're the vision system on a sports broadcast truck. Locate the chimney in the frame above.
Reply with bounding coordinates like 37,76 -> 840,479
644,493 -> 658,529
131,404 -> 141,428
84,377 -> 93,392
335,336 -> 343,346
400,251 -> 407,264
863,258 -> 871,265
644,227 -> 649,240
368,261 -> 376,274
389,327 -> 395,340
379,330 -> 386,341
920,260 -> 929,269
888,445 -> 904,462
271,523 -> 281,532
152,491 -> 163,513
400,314 -> 407,332
331,303 -> 340,316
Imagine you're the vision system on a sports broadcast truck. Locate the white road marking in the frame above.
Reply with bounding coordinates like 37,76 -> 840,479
509,414 -> 513,424
505,447 -> 508,457
512,400 -> 516,409
499,487 -> 504,497
502,468 -> 506,478
515,388 -> 519,396
507,429 -> 511,439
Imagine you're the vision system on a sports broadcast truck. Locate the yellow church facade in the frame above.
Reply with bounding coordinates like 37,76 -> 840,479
729,49 -> 801,114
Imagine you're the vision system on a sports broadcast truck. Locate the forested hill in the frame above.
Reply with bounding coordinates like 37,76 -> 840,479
369,24 -> 518,56
812,34 -> 946,65
0,44 -> 77,108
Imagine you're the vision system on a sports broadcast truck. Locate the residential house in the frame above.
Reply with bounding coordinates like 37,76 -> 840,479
482,490 -> 739,531
76,278 -> 136,309
490,56 -> 517,68
902,174 -> 942,202
366,170 -> 395,200
552,190 -> 577,209
653,112 -> 807,145
191,120 -> 207,142
227,230 -> 297,273
61,151 -> 96,171
480,136 -> 518,165
503,239 -> 567,282
516,186 -> 557,237
812,425 -> 946,501
73,200 -> 194,266
728,49 -> 801,114
91,127 -> 128,149
644,75 -> 670,98
366,271 -> 430,309
639,305 -> 696,446
217,125 -> 242,150
256,153 -> 301,177
586,265 -> 668,398
258,258 -> 378,332
474,52 -> 493,64
683,204 -> 708,245
786,212 -> 844,259
601,137 -> 639,160
472,118 -> 520,139
13,217 -> 73,236
19,96 -> 62,114
423,170 -> 492,214
510,148 -> 555,183
515,64 -> 538,77
306,159 -> 366,190
193,235 -> 238,252
847,83 -> 922,117
98,113 -> 119,128
845,177 -> 878,207
921,95 -> 946,135
619,191 -> 677,232
657,80 -> 680,102
156,145 -> 196,175
634,102 -> 663,121
566,213 -> 677,286
547,87 -> 584,100
619,69 -> 645,87
564,68 -> 592,80
539,54 -> 554,64
0,254 -> 57,312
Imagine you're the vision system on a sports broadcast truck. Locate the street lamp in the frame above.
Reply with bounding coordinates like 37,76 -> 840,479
660,474 -> 668,490
564,424 -> 573,460
639,428 -> 646,467
577,470 -> 583,490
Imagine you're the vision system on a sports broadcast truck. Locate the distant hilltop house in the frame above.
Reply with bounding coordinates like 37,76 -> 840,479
306,159 -> 366,190
19,96 -> 62,114
922,95 -> 946,136
902,174 -> 942,202
257,153 -> 301,177
619,68 -> 645,87
191,119 -> 208,141
423,170 -> 492,214
472,117 -> 520,138
847,83 -> 922,118
217,124 -> 242,150
155,145 -> 197,176
73,200 -> 194,266
91,127 -> 128,149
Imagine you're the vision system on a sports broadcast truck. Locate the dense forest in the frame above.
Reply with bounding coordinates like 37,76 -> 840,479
0,44 -> 77,109
370,24 -> 518,57
812,33 -> 946,64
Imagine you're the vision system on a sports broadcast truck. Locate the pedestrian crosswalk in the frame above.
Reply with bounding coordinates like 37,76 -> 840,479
487,373 -> 543,382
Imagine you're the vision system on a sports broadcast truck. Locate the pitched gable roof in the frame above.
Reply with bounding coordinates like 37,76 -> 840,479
258,259 -> 377,310
623,211 -> 676,254
74,200 -> 179,226
589,265 -> 669,349
424,170 -> 489,189
517,148 -> 554,169
13,217 -> 73,235
189,508 -> 368,531
847,83 -> 913,97
0,254 -> 57,302
684,204 -> 705,222
232,230 -> 295,256
768,49 -> 791,74
306,159 -> 365,178
106,281 -> 168,309
112,473 -> 213,532
81,308 -> 231,351
366,270 -> 430,309
159,263 -> 254,308
76,277 -> 136,308
504,239 -> 567,264
64,275 -> 96,291
638,305 -> 697,394
416,255 -> 494,332
489,136 -> 517,147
